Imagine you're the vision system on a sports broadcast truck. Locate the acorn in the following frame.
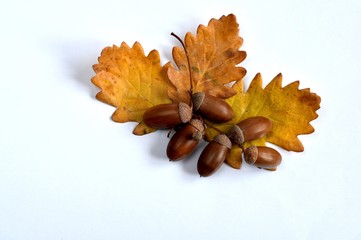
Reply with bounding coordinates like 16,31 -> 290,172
143,102 -> 192,129
192,92 -> 234,123
197,134 -> 232,177
167,119 -> 205,161
228,116 -> 272,145
243,146 -> 282,171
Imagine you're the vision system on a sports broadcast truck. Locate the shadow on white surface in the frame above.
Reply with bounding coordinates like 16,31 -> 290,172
54,39 -> 105,99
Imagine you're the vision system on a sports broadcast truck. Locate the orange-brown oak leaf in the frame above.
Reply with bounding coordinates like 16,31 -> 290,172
91,42 -> 173,135
167,14 -> 247,104
206,73 -> 321,168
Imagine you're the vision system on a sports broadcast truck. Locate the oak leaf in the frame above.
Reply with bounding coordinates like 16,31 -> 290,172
91,42 -> 172,135
205,73 -> 321,168
167,14 -> 247,104
226,145 -> 244,169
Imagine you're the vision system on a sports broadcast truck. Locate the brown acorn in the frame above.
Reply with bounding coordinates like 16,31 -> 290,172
143,102 -> 192,129
228,116 -> 272,145
197,134 -> 232,177
167,119 -> 205,161
192,92 -> 234,123
244,146 -> 282,171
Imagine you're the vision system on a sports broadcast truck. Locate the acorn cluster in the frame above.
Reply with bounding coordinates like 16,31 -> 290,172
143,92 -> 282,177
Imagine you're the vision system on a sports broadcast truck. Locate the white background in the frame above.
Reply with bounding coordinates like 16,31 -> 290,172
1,0 -> 361,239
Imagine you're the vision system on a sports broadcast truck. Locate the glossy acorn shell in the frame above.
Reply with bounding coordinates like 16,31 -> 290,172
143,102 -> 191,129
197,135 -> 231,177
228,116 -> 272,145
167,120 -> 204,161
192,92 -> 234,123
238,116 -> 272,142
244,146 -> 282,170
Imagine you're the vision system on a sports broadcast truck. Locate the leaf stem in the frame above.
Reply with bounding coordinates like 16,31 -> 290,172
171,32 -> 193,98
204,120 -> 226,136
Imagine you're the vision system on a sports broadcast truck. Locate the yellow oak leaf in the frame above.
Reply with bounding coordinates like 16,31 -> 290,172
91,42 -> 173,135
226,145 -> 243,169
167,14 -> 247,104
206,73 -> 321,168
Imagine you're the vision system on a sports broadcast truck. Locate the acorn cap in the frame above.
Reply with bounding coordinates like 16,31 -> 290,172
228,125 -> 244,145
192,131 -> 204,141
190,119 -> 205,133
191,92 -> 205,111
213,134 -> 232,149
244,146 -> 258,165
178,102 -> 192,123
190,119 -> 205,141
